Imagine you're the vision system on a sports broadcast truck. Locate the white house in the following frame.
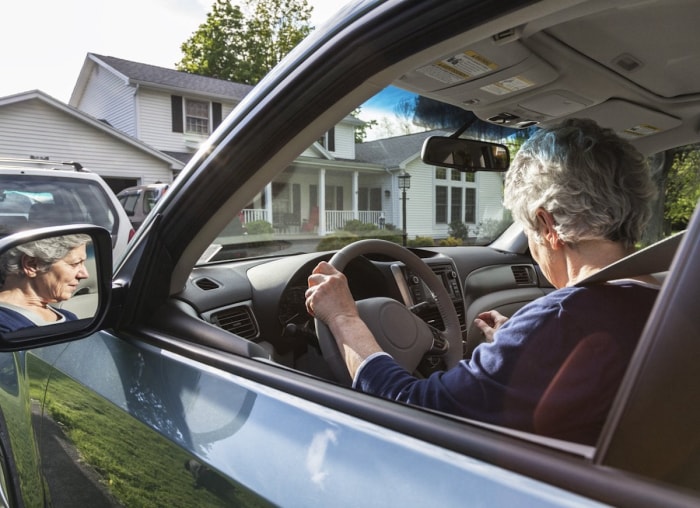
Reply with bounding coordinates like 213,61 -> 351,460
1,53 -> 505,240
0,90 -> 183,190
70,53 -> 254,169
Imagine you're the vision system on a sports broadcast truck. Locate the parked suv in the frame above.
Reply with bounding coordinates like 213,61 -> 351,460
0,158 -> 134,261
116,182 -> 169,229
2,1 -> 700,507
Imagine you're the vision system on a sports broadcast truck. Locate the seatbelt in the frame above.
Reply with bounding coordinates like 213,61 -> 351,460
576,231 -> 685,286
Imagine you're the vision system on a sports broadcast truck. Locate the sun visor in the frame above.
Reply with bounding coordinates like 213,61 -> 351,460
559,99 -> 681,140
397,39 -> 557,108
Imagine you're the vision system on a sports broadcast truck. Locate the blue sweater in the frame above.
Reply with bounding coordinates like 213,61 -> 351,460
0,306 -> 78,333
354,281 -> 659,444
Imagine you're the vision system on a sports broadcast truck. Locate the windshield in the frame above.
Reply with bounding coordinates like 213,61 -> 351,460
204,84 -> 690,264
206,87 -> 522,262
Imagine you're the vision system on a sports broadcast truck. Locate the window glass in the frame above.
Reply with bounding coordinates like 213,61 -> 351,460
450,187 -> 462,225
185,99 -> 210,135
435,186 -> 447,224
0,175 -> 117,238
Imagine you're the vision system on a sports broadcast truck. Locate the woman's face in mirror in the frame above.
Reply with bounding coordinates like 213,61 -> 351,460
27,244 -> 90,304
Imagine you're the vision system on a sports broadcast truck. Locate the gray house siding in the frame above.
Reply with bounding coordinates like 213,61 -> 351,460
0,93 -> 180,187
77,64 -> 136,138
137,89 -> 238,154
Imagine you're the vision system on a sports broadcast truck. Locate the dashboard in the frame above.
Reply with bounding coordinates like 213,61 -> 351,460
176,245 -> 548,379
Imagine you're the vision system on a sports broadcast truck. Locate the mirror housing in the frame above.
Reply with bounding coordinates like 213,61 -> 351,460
0,225 -> 113,351
421,137 -> 510,172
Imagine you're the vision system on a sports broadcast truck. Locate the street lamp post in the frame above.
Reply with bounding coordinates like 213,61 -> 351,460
398,172 -> 411,246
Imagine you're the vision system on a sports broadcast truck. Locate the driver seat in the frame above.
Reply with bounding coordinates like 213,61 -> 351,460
533,332 -> 622,445
533,231 -> 685,444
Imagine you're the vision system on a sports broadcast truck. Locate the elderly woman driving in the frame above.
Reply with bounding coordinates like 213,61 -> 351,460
0,234 -> 91,332
306,118 -> 660,444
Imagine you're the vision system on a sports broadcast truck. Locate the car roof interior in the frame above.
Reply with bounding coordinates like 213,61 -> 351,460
394,0 -> 700,156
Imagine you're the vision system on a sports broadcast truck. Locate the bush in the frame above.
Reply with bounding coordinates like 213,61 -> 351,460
342,219 -> 379,233
316,231 -> 360,251
439,236 -> 463,246
448,220 -> 470,241
245,220 -> 274,235
316,229 -> 405,251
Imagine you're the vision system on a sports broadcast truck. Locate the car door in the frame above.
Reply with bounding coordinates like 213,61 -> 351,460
28,329 -> 617,508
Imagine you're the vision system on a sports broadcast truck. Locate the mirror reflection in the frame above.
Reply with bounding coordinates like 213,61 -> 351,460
0,234 -> 97,333
421,136 -> 510,171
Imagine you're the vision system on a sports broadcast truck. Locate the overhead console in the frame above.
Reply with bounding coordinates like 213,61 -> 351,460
397,35 -> 562,128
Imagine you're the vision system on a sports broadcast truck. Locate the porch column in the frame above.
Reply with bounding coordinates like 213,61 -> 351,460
352,171 -> 359,220
265,183 -> 273,224
318,169 -> 327,235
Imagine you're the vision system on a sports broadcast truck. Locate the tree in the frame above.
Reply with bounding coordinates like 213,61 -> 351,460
665,146 -> 700,231
177,1 -> 246,81
405,95 -> 528,141
352,107 -> 377,143
178,0 -> 313,85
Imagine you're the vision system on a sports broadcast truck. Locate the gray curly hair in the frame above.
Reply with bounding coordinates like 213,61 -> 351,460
504,118 -> 657,248
0,234 -> 91,279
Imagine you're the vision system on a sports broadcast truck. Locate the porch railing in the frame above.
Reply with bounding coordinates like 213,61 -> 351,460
326,210 -> 384,232
325,211 -> 355,232
241,209 -> 268,223
358,210 -> 383,226
241,209 -> 385,234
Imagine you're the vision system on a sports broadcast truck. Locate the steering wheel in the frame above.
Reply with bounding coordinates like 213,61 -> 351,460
315,239 -> 463,385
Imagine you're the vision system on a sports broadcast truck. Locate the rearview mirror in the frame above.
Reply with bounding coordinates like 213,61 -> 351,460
0,225 -> 112,351
421,137 -> 509,172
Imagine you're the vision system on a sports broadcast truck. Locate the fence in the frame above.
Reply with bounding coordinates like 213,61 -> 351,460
241,209 -> 384,233
241,209 -> 268,223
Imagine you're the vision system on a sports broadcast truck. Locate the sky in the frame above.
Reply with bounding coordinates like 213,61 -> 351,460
1,0 -> 351,104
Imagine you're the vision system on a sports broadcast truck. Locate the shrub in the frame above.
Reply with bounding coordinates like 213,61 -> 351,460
342,219 -> 379,233
448,220 -> 470,241
439,236 -> 463,246
316,231 -> 360,251
245,220 -> 274,235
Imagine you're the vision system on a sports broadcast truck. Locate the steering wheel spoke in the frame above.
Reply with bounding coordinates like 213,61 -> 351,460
427,325 -> 449,356
315,239 -> 462,385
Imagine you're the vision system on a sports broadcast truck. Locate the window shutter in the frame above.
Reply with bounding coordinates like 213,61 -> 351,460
171,95 -> 183,133
327,127 -> 336,152
212,102 -> 223,129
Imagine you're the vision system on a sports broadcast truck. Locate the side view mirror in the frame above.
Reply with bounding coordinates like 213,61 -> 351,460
421,137 -> 510,172
0,225 -> 112,351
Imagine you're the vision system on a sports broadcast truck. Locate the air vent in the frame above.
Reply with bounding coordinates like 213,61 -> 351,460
195,277 -> 220,291
210,306 -> 259,339
511,265 -> 536,286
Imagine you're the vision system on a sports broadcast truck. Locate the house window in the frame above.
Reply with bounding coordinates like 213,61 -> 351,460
435,167 -> 477,226
171,96 -> 222,134
325,185 -> 344,210
451,187 -> 462,224
465,188 -> 476,223
185,99 -> 210,136
359,187 -> 382,211
435,186 -> 448,224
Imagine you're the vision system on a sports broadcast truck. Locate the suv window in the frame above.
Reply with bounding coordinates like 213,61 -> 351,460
0,174 -> 117,238
118,192 -> 139,216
